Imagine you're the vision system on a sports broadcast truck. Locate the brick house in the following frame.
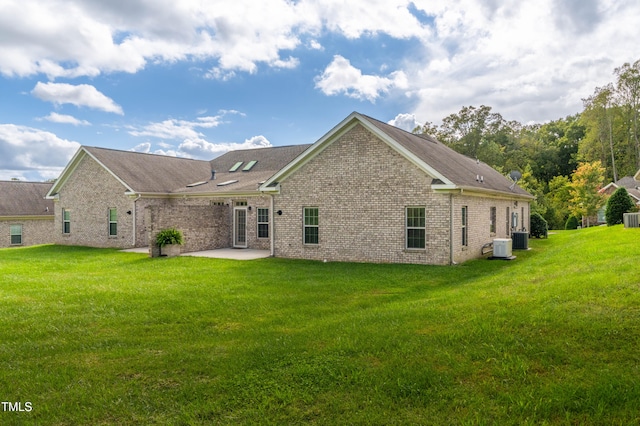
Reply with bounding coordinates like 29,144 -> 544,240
0,181 -> 55,248
263,112 -> 532,264
46,112 -> 532,264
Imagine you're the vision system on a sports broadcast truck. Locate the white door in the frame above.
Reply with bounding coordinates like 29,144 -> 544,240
233,207 -> 247,248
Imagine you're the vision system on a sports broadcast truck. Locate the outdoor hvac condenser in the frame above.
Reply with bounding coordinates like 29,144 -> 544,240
493,238 -> 512,258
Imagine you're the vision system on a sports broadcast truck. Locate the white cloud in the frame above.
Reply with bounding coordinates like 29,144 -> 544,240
41,112 -> 91,126
128,116 -> 224,141
32,82 -> 124,115
179,135 -> 272,159
315,55 -> 408,102
404,0 -> 640,123
388,113 -> 421,132
130,142 -> 151,153
0,124 -> 80,179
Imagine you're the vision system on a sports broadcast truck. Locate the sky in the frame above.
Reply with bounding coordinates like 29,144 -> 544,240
1,0 -> 639,181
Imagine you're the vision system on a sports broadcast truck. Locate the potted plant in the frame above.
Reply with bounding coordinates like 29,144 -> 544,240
155,227 -> 184,257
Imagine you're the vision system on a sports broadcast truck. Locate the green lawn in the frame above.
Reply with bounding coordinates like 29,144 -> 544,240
1,226 -> 639,425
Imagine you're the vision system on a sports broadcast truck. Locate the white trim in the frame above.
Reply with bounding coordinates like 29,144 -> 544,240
260,112 -> 454,191
233,207 -> 248,248
46,147 -> 135,199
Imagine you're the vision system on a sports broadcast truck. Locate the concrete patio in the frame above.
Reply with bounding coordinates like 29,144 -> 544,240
121,247 -> 271,260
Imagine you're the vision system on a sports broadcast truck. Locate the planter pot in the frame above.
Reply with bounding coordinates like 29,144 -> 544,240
161,244 -> 181,257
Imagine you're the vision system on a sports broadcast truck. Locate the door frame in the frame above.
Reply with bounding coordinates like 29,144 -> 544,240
233,206 -> 248,248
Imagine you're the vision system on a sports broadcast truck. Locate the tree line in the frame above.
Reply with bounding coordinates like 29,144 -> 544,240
414,59 -> 640,230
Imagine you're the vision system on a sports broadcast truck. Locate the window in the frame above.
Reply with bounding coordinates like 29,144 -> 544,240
109,208 -> 117,237
506,207 -> 510,236
406,207 -> 426,249
490,207 -> 496,234
10,224 -> 22,245
257,208 -> 269,238
461,206 -> 468,247
303,207 -> 319,245
62,209 -> 71,234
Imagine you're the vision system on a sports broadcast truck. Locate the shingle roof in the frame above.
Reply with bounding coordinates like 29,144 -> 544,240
361,114 -> 532,198
613,175 -> 640,203
0,181 -> 54,216
83,146 -> 213,193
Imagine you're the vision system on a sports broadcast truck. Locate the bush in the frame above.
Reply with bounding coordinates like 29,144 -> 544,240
155,228 -> 184,247
605,187 -> 635,226
565,216 -> 579,230
530,212 -> 548,238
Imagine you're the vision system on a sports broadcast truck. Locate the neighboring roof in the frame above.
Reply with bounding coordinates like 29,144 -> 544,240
0,181 -> 54,217
262,112 -> 533,199
612,175 -> 640,204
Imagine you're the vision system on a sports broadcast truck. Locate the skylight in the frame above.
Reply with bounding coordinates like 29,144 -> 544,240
229,161 -> 243,172
186,181 -> 208,188
243,160 -> 257,171
217,179 -> 239,186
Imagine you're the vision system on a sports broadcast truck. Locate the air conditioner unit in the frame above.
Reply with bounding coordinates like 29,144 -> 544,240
493,238 -> 512,258
624,212 -> 640,228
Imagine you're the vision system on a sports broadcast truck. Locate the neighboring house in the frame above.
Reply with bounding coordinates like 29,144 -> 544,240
46,112 -> 533,265
0,181 -> 54,248
601,169 -> 640,207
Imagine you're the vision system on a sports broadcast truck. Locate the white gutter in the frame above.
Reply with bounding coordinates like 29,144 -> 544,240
269,194 -> 275,257
449,193 -> 455,265
132,193 -> 141,247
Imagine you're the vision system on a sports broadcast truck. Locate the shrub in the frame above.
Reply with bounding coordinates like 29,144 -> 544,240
155,228 -> 184,247
605,187 -> 635,226
565,215 -> 579,230
530,212 -> 548,238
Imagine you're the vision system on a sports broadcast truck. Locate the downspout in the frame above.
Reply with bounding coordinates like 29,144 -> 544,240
449,193 -> 455,265
132,193 -> 141,247
269,194 -> 275,257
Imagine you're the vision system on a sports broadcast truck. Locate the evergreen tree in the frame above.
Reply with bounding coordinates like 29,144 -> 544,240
605,187 -> 635,225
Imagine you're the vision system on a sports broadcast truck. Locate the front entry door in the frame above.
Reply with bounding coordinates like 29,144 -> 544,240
233,207 -> 247,248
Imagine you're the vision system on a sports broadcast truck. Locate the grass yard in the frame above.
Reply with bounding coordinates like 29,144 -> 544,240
1,226 -> 639,425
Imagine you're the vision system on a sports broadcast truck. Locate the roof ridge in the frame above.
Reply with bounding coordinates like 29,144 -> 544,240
83,146 -> 210,163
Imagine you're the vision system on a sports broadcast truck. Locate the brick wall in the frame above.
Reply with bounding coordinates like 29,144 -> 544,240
145,195 -> 273,255
273,123 -> 530,265
451,195 -> 529,263
54,155 -> 136,248
273,123 -> 451,265
0,218 -> 54,248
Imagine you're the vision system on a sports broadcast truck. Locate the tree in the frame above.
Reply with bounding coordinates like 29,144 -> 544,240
581,85 -> 618,181
530,212 -> 548,238
605,187 -> 635,226
544,175 -> 572,229
568,161 -> 606,227
614,60 -> 640,170
436,105 -> 507,167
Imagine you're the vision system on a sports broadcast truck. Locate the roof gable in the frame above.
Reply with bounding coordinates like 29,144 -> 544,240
1,181 -> 54,216
48,146 -> 213,196
262,112 -> 532,199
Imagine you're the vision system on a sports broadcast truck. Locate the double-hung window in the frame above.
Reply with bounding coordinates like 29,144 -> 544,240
461,206 -> 468,247
406,207 -> 426,249
62,209 -> 71,234
10,224 -> 22,245
257,208 -> 269,238
303,207 -> 319,245
109,208 -> 117,237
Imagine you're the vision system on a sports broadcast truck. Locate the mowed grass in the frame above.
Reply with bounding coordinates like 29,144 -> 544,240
1,226 -> 639,425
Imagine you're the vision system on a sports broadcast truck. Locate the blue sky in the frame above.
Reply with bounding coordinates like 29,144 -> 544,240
1,0 -> 639,181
